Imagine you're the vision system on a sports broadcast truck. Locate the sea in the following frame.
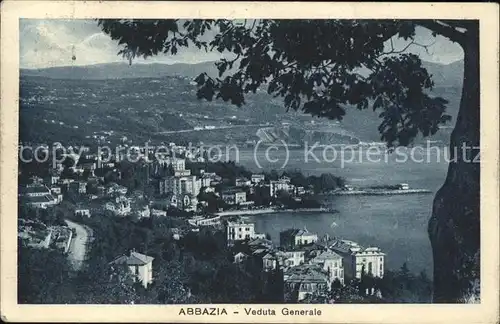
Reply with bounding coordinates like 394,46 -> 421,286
220,145 -> 451,275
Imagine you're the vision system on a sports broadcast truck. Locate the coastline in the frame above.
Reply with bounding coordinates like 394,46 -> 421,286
215,207 -> 335,217
327,189 -> 432,196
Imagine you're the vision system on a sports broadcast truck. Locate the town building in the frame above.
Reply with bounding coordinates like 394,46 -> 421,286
276,250 -> 306,269
269,176 -> 295,197
106,183 -> 128,196
164,193 -> 178,208
169,158 -> 186,171
50,186 -> 62,195
180,193 -> 198,212
283,264 -> 330,302
20,184 -> 59,208
280,228 -> 319,249
251,174 -> 265,185
109,250 -> 154,288
151,209 -> 167,217
200,172 -> 221,187
18,219 -> 52,249
174,169 -> 192,177
105,196 -> 132,216
69,181 -> 87,194
188,215 -> 221,227
397,183 -> 410,190
310,250 -> 344,285
221,189 -> 247,205
50,226 -> 73,253
133,204 -> 151,219
159,175 -> 201,198
233,252 -> 248,264
330,240 -> 385,279
262,252 -> 278,271
75,207 -> 91,218
20,183 -> 51,197
48,173 -> 61,185
247,237 -> 274,251
235,177 -> 251,187
226,220 -> 256,245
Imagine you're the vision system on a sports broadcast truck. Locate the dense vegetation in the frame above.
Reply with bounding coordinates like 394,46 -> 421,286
18,213 -> 284,304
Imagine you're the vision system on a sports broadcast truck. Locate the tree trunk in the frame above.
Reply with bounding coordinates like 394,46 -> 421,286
428,22 -> 480,303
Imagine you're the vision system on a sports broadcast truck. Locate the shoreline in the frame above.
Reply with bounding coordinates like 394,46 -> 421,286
327,189 -> 432,196
215,207 -> 335,217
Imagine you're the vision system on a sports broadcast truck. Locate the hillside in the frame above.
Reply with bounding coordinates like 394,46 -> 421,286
21,60 -> 463,87
19,60 -> 463,147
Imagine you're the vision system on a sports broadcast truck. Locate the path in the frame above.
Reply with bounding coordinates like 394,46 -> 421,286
65,219 -> 92,271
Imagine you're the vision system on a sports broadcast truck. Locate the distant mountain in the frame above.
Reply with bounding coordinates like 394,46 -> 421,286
422,60 -> 464,88
21,59 -> 464,88
20,61 -> 220,80
19,59 -> 463,146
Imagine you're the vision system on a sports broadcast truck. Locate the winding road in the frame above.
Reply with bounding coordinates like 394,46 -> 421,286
65,219 -> 92,271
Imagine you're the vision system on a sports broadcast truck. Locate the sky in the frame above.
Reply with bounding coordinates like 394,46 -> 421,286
20,19 -> 464,69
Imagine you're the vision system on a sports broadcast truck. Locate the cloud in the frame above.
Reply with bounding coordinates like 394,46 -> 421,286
20,19 -> 124,68
20,19 -> 464,69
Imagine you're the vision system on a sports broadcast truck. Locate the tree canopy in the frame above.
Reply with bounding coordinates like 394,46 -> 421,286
97,18 -> 481,303
95,19 -> 477,147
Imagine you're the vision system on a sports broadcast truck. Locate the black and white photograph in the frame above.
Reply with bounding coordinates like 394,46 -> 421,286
1,1 -> 499,323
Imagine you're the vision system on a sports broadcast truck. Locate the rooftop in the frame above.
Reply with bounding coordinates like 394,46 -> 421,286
329,239 -> 383,255
281,228 -> 316,237
312,250 -> 343,261
110,251 -> 154,266
23,194 -> 57,203
284,264 -> 329,283
21,185 -> 51,195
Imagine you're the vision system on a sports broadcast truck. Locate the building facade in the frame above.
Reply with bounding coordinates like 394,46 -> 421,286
280,228 -> 319,249
226,220 -> 256,245
310,250 -> 345,285
109,251 -> 154,288
330,240 -> 385,279
221,190 -> 247,205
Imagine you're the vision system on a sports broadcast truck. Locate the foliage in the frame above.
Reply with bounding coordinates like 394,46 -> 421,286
18,203 -> 66,227
330,263 -> 433,303
187,161 -> 252,182
18,244 -> 73,303
377,263 -> 433,303
97,19 -> 458,147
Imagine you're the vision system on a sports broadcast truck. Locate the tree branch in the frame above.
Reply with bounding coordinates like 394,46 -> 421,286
380,38 -> 437,56
416,20 -> 467,45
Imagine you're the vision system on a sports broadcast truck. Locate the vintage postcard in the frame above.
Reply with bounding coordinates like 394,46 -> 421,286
1,1 -> 499,323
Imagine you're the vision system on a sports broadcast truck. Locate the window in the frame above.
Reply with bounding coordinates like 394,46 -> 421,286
239,228 -> 242,231
334,261 -> 337,267
334,269 -> 338,277
246,227 -> 250,231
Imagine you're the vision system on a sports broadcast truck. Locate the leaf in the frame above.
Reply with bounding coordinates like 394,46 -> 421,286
194,73 -> 206,85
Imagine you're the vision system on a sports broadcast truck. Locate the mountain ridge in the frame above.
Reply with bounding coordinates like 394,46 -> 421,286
21,60 -> 464,88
